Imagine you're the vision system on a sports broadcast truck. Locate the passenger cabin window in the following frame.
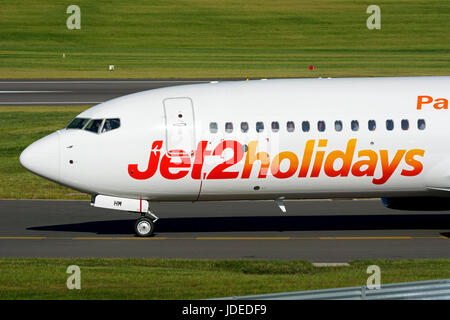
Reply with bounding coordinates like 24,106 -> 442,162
351,120 -> 359,131
368,120 -> 376,131
386,119 -> 394,131
241,122 -> 249,133
401,119 -> 409,130
209,122 -> 218,133
286,121 -> 295,132
418,119 -> 426,130
271,121 -> 279,132
335,121 -> 342,132
102,118 -> 121,133
225,122 -> 233,133
302,121 -> 310,132
256,122 -> 264,133
67,118 -> 90,129
317,121 -> 325,132
84,119 -> 104,134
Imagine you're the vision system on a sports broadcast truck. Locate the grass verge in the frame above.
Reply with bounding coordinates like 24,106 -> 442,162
0,258 -> 449,299
0,106 -> 90,199
0,0 -> 449,78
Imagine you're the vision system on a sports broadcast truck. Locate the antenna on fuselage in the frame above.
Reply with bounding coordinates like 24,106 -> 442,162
275,197 -> 287,214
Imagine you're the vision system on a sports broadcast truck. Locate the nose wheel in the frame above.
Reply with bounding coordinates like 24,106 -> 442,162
134,217 -> 154,237
134,212 -> 159,237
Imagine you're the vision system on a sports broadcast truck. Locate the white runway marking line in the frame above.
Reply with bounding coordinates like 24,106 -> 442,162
0,80 -> 209,84
0,91 -> 70,93
0,102 -> 101,105
312,263 -> 350,267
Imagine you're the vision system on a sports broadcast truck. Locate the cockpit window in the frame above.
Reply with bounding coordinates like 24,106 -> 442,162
67,117 -> 120,133
102,118 -> 121,132
67,118 -> 90,129
84,119 -> 104,134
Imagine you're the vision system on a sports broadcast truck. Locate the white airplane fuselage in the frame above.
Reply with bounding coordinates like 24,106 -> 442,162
20,77 -> 450,207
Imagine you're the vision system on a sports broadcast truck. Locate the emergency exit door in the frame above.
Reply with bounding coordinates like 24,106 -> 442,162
163,97 -> 196,157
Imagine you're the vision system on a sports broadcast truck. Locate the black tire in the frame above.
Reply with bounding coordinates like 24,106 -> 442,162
134,217 -> 155,237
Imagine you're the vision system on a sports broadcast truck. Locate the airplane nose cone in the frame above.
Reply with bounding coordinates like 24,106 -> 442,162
20,131 -> 60,182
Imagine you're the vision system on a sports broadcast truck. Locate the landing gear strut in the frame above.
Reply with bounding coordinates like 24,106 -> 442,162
134,211 -> 159,237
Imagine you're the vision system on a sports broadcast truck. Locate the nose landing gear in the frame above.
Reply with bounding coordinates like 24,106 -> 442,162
134,211 -> 159,237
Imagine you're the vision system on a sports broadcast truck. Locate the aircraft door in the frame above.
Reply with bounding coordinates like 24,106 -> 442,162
163,97 -> 196,157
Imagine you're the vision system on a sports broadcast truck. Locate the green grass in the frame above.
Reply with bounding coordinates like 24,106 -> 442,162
0,258 -> 449,299
0,106 -> 90,199
0,0 -> 449,78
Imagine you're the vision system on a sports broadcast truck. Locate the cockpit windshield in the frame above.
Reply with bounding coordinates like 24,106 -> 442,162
66,117 -> 121,134
84,119 -> 104,133
102,118 -> 121,133
66,118 -> 90,129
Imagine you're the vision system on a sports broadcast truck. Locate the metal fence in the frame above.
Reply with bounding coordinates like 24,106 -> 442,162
216,279 -> 450,300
